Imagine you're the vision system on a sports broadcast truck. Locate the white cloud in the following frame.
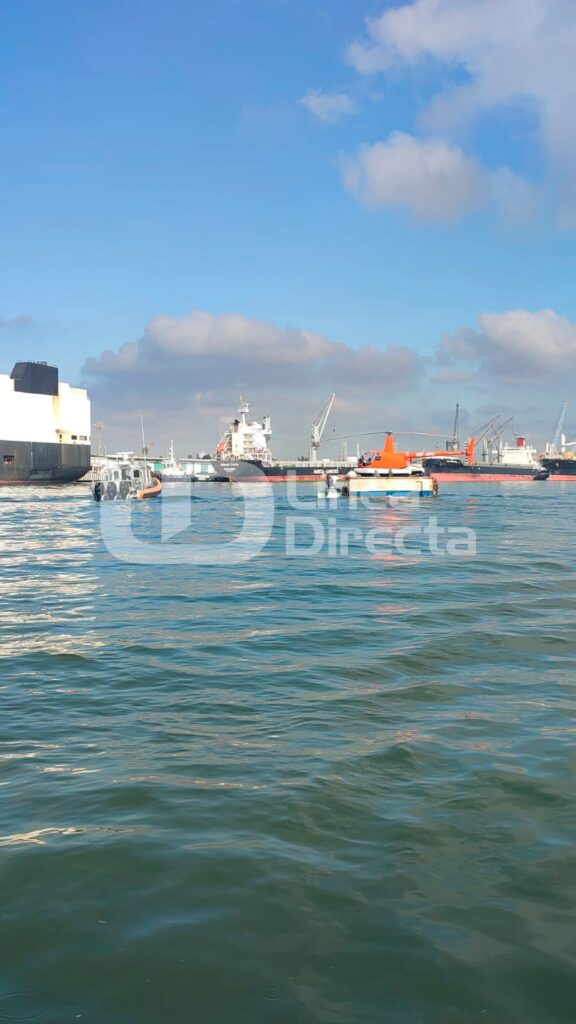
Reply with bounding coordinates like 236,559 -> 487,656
347,0 -> 543,74
341,132 -> 489,221
441,308 -> 576,378
84,306 -> 576,451
84,310 -> 424,450
299,90 -> 356,124
490,167 -> 540,225
85,310 -> 424,387
347,0 -> 576,218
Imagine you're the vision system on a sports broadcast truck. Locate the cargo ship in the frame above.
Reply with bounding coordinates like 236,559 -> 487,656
423,436 -> 549,481
212,396 -> 356,482
540,403 -> 576,478
417,409 -> 549,481
540,456 -> 576,479
0,361 -> 91,484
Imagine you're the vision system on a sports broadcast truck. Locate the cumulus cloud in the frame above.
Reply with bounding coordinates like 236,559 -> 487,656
84,310 -> 424,452
299,90 -> 357,124
83,306 -> 576,451
341,132 -> 490,220
440,309 -> 576,379
347,0 -> 543,75
85,310 -> 422,387
346,0 -> 576,220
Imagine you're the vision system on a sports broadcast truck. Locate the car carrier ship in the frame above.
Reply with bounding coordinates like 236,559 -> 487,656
0,361 -> 91,484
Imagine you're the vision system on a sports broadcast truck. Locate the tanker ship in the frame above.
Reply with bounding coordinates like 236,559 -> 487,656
0,361 -> 91,484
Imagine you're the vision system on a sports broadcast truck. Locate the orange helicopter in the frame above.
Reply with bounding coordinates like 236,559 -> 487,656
358,433 -> 475,470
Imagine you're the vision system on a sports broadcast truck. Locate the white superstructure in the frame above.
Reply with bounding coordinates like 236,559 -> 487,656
0,372 -> 90,446
215,397 -> 272,463
484,436 -> 541,468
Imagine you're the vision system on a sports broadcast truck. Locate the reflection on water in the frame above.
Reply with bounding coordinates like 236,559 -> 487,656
1,483 -> 576,1023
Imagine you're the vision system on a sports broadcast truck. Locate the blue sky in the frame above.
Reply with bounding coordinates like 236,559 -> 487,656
1,0 -> 575,452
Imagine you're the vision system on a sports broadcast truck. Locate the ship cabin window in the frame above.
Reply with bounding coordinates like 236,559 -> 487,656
3,455 -> 15,465
79,435 -> 87,441
71,435 -> 78,441
121,468 -> 130,480
114,471 -> 120,481
134,469 -> 140,478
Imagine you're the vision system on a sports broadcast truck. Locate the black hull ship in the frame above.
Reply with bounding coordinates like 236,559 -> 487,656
0,362 -> 91,484
213,457 -> 352,482
540,457 -> 576,478
422,457 -> 549,482
212,395 -> 355,482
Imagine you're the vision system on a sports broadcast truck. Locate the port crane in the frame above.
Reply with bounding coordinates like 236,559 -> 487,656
310,393 -> 336,463
447,403 -> 460,450
546,401 -> 568,455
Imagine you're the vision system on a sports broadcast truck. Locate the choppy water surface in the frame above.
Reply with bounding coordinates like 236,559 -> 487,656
1,482 -> 576,1024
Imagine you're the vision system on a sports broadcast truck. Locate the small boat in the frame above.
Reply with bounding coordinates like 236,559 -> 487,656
92,419 -> 162,502
323,471 -> 341,498
159,440 -> 197,482
92,454 -> 162,501
341,434 -> 438,497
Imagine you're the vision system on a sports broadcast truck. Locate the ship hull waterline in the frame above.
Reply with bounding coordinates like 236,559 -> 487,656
213,459 -> 355,483
0,440 -> 91,484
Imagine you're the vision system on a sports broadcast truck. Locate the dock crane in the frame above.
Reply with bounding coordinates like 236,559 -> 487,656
310,393 -> 336,463
447,402 -> 460,450
546,401 -> 568,456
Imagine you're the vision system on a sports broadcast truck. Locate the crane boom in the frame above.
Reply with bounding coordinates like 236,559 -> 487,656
452,402 -> 460,449
310,393 -> 336,463
551,401 -> 568,455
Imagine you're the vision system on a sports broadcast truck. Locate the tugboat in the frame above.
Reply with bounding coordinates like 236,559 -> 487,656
341,434 -> 438,497
158,440 -> 195,482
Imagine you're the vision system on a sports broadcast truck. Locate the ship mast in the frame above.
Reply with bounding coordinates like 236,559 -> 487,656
140,415 -> 150,486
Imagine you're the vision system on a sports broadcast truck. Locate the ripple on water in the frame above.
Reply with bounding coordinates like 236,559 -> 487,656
1,484 -> 576,1023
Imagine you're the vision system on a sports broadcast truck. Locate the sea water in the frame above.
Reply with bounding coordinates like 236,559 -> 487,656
1,482 -> 576,1024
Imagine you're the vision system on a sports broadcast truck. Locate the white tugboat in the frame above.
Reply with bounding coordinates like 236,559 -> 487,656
341,434 -> 438,497
159,440 -> 191,482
